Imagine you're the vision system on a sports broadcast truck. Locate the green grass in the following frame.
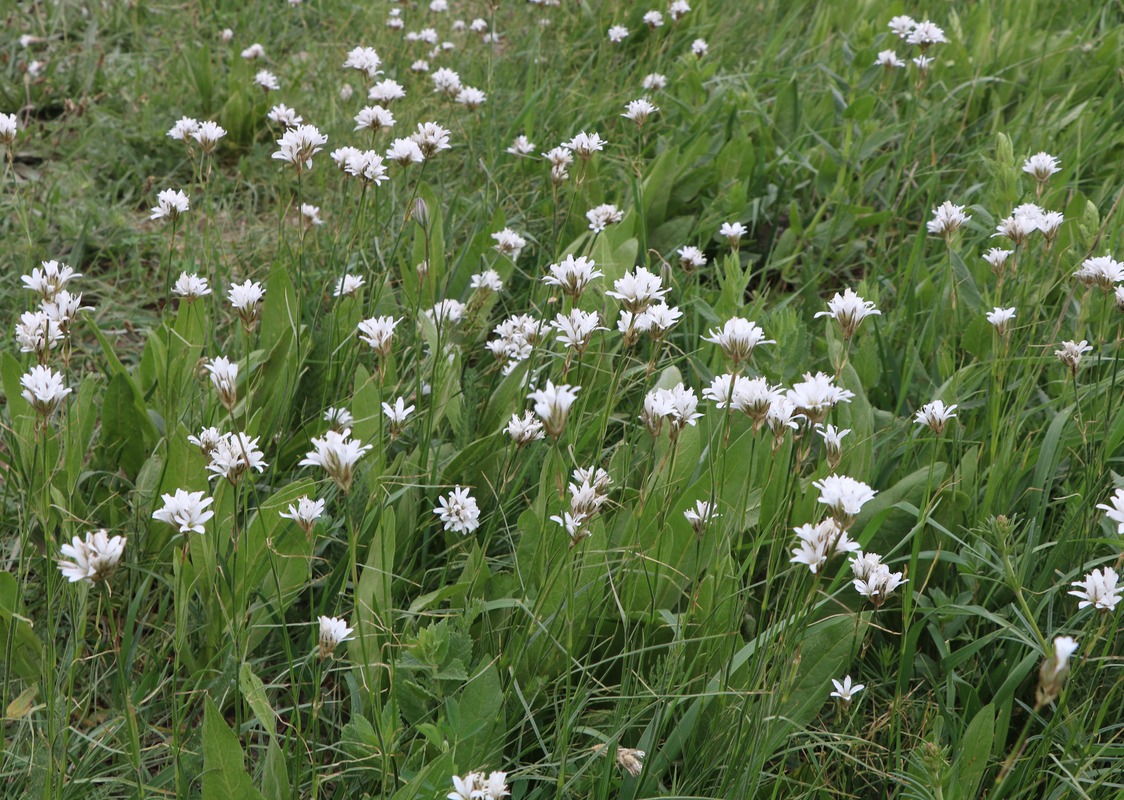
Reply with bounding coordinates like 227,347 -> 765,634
2,0 -> 1124,798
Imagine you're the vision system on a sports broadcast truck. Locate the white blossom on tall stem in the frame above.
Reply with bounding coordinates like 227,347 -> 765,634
606,266 -> 668,312
273,124 -> 328,172
719,221 -> 746,248
1073,255 -> 1124,292
561,131 -> 605,160
150,189 -> 190,221
204,356 -> 239,411
914,400 -> 957,435
1069,567 -> 1120,613
369,79 -> 406,103
152,489 -> 215,535
677,246 -> 706,271
1096,488 -> 1124,534
1055,340 -> 1091,375
16,310 -> 64,362
300,429 -> 373,493
20,365 -> 71,419
382,397 -> 415,437
543,254 -> 602,300
683,501 -> 720,536
608,25 -> 629,43
1023,152 -> 1060,187
58,530 -> 127,585
174,272 -> 212,302
623,98 -> 658,126
505,411 -> 545,446
22,260 -> 82,301
167,116 -> 200,145
829,676 -> 864,706
528,380 -> 580,439
888,16 -> 916,38
333,274 -> 366,298
434,486 -> 481,534
816,424 -> 850,470
813,474 -> 876,528
927,201 -> 970,239
228,280 -> 265,331
268,104 -> 303,128
790,518 -> 860,574
410,121 -> 452,159
851,556 -> 906,608
986,307 -> 1016,336
281,496 -> 326,534
192,121 -> 226,154
506,135 -> 536,156
254,70 -> 280,92
358,316 -> 400,358
318,616 -> 354,659
586,203 -> 624,233
787,372 -> 855,424
875,50 -> 906,68
0,112 -> 19,149
206,432 -> 268,485
551,310 -> 606,354
492,228 -> 526,261
814,289 -> 881,340
1037,635 -> 1077,705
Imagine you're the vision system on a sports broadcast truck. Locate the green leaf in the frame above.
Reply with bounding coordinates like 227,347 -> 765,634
202,696 -> 266,800
951,703 -> 994,800
261,739 -> 290,800
239,662 -> 277,738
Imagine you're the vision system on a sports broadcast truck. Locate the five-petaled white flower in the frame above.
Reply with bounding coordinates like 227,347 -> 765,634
830,675 -> 865,704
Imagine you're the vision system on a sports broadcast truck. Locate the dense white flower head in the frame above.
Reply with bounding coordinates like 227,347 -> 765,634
719,221 -> 747,246
702,373 -> 749,410
151,189 -> 189,221
448,771 -> 509,800
167,116 -> 200,142
986,306 -> 1016,336
912,54 -> 935,72
1073,255 -> 1124,291
982,248 -> 1013,274
281,496 -> 326,534
192,121 -> 226,153
787,372 -> 855,424
907,20 -> 947,48
492,228 -> 527,260
790,518 -> 860,574
927,201 -> 970,238
241,43 -> 265,60
16,310 -> 64,360
643,10 -> 664,28
358,316 -> 400,357
815,288 -> 881,339
323,407 -> 355,432
228,280 -> 265,329
386,137 -> 424,166
684,500 -> 720,535
608,25 -> 629,43
1069,567 -> 1121,612
39,290 -> 89,333
173,272 -> 212,301
528,380 -> 580,439
20,365 -> 71,417
58,530 -> 127,585
382,397 -> 416,435
852,559 -> 907,607
434,486 -> 481,534
1096,488 -> 1124,534
914,400 -> 957,435
0,112 -> 20,147
273,124 -> 328,171
1023,152 -> 1061,183
488,314 -> 543,373
205,356 -> 239,411
318,616 -> 354,659
152,489 -> 215,535
816,423 -> 850,469
333,274 -> 366,298
220,28 -> 234,43
677,245 -> 706,270
830,676 -> 864,704
354,105 -> 396,133
425,299 -> 466,329
505,411 -> 545,446
22,260 -> 81,301
562,131 -> 605,160
343,46 -> 382,78
506,135 -> 536,156
470,270 -> 504,292
641,73 -> 667,92
187,426 -> 224,455
369,79 -> 406,103
410,121 -> 452,158
268,104 -> 303,128
993,212 -> 1040,247
551,310 -> 605,353
1044,636 -> 1078,679
586,203 -> 624,233
206,432 -> 268,484
813,474 -> 876,526
875,50 -> 906,68
301,203 -> 324,226
702,318 -> 774,366
431,67 -> 462,94
623,98 -> 658,126
1055,340 -> 1092,373
606,266 -> 667,312
543,254 -> 602,299
887,15 -> 916,38
641,384 -> 701,437
691,38 -> 709,57
254,70 -> 280,91
300,429 -> 373,493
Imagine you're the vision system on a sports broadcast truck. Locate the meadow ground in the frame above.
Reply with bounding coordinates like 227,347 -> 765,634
2,1 -> 1124,798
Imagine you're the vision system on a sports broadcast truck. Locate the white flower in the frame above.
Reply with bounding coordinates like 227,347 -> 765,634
340,84 -> 354,101
1023,152 -> 1061,183
829,675 -> 865,703
187,426 -> 224,455
887,15 -> 916,38
150,189 -> 189,221
551,310 -> 605,352
431,67 -> 462,94
167,116 -> 200,142
22,260 -> 81,300
790,518 -> 860,574
192,121 -> 226,153
254,70 -> 280,91
281,496 -> 326,534
606,266 -> 667,312
982,248 -> 1013,274
152,489 -> 215,535
816,423 -> 850,469
492,228 -> 526,260
241,43 -> 265,60
684,501 -> 719,535
1073,255 -> 1124,291
354,105 -> 396,133
853,562 -> 907,607
1046,636 -> 1078,679
343,46 -> 382,79
0,112 -> 16,147
702,373 -> 748,410
228,280 -> 265,329
324,407 -> 354,432
907,20 -> 947,49
425,299 -> 466,328
1069,567 -> 1121,612
272,124 -> 328,171
641,384 -> 701,437
410,121 -> 451,159
1055,340 -> 1092,373
1096,488 -> 1124,534
691,38 -> 708,57
434,486 -> 481,534
318,616 -> 354,659
358,316 -> 400,356
204,356 -> 239,410
505,411 -> 545,446
300,429 -> 374,493
16,310 -> 64,359
268,104 -> 303,128
470,270 -> 504,292
642,10 -> 664,28
677,245 -> 706,270
874,50 -> 906,68
369,79 -> 406,103
334,274 -> 366,298
20,365 -> 71,417
813,474 -> 876,526
386,137 -> 425,166
986,306 -> 1016,336
927,201 -> 970,238
914,400 -> 957,435
410,60 -> 430,74
562,131 -> 605,160
58,530 -> 127,585
528,380 -> 580,439
543,254 -> 602,299
993,213 -> 1039,246
586,203 -> 624,233
814,288 -> 880,339
1039,211 -> 1064,243
701,318 -> 774,366
506,135 -> 536,155
220,28 -> 234,43
787,372 -> 854,424
206,432 -> 268,484
301,203 -> 324,226
173,272 -> 211,301
641,73 -> 667,92
608,25 -> 629,43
